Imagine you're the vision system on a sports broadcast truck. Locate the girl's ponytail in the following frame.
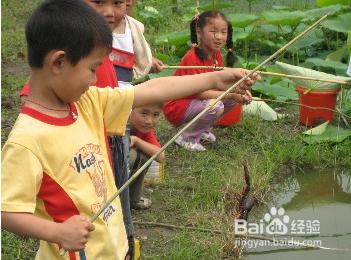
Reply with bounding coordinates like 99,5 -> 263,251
190,17 -> 198,46
226,24 -> 237,67
191,15 -> 207,60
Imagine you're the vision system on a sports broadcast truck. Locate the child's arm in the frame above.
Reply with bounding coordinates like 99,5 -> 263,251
196,90 -> 252,105
133,68 -> 259,107
2,212 -> 94,251
130,136 -> 165,162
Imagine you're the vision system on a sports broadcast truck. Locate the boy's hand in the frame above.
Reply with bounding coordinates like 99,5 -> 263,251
216,68 -> 260,94
56,215 -> 94,251
150,58 -> 164,73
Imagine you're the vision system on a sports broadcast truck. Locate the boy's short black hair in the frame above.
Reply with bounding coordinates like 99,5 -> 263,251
26,0 -> 112,68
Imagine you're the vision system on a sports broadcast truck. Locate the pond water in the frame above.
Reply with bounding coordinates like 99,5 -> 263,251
245,168 -> 351,260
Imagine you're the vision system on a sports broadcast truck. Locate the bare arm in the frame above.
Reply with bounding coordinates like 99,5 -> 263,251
1,212 -> 94,251
130,136 -> 165,162
133,68 -> 259,108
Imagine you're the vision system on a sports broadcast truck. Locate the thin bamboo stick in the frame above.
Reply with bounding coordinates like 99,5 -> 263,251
258,70 -> 348,85
162,65 -> 224,70
161,66 -> 349,85
60,13 -> 330,255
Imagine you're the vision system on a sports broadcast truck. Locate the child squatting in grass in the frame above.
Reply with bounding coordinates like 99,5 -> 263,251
128,103 -> 165,210
1,0 -> 259,259
164,10 -> 252,152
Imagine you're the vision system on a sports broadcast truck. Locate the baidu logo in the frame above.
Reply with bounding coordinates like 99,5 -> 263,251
234,206 -> 320,236
264,207 -> 290,235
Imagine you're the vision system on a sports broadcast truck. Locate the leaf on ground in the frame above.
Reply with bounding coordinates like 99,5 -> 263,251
301,125 -> 351,144
303,121 -> 329,135
243,99 -> 286,121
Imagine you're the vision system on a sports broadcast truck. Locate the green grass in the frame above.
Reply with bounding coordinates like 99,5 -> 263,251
1,0 -> 42,63
133,114 -> 350,259
1,0 -> 349,259
1,231 -> 38,260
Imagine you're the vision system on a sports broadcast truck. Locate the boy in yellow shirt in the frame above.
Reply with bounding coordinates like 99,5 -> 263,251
1,0 -> 258,259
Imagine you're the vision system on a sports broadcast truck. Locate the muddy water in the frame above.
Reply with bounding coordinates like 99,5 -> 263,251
246,168 -> 351,260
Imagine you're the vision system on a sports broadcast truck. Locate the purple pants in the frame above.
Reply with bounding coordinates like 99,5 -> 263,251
180,99 -> 236,143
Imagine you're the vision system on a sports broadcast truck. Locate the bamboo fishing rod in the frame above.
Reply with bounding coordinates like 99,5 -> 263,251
61,13 -> 330,255
161,66 -> 349,85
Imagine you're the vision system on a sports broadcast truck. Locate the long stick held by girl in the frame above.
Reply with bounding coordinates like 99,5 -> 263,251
164,11 -> 252,152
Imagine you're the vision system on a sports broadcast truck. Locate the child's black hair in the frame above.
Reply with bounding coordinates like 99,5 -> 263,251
190,10 -> 237,67
26,0 -> 112,68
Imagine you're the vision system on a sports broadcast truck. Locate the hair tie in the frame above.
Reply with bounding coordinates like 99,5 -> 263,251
192,14 -> 199,21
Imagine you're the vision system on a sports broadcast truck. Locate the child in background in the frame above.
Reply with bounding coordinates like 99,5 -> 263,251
126,0 -> 135,16
125,0 -> 164,73
1,1 -> 259,259
164,11 -> 252,152
84,1 -> 136,257
128,103 -> 165,209
108,0 -> 153,87
85,2 -> 162,257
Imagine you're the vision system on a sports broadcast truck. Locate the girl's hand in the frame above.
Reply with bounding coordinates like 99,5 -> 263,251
228,91 -> 252,105
215,68 -> 260,93
56,215 -> 94,251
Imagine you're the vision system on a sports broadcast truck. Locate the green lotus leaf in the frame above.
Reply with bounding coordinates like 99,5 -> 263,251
304,58 -> 348,75
304,4 -> 347,20
302,125 -> 351,144
317,0 -> 351,7
276,61 -> 351,91
252,80 -> 298,101
322,11 -> 351,32
227,13 -> 259,28
303,121 -> 329,135
232,29 -> 251,42
155,30 -> 189,46
199,2 -> 233,11
326,47 -> 348,62
262,10 -> 305,26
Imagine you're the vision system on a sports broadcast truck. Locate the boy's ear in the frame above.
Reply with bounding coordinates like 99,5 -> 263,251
46,50 -> 67,74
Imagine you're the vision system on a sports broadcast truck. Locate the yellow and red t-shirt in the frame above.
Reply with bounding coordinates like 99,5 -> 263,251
2,86 -> 134,260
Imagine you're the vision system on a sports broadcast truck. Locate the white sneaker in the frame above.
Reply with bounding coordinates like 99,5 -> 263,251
174,135 -> 206,152
200,132 -> 216,143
